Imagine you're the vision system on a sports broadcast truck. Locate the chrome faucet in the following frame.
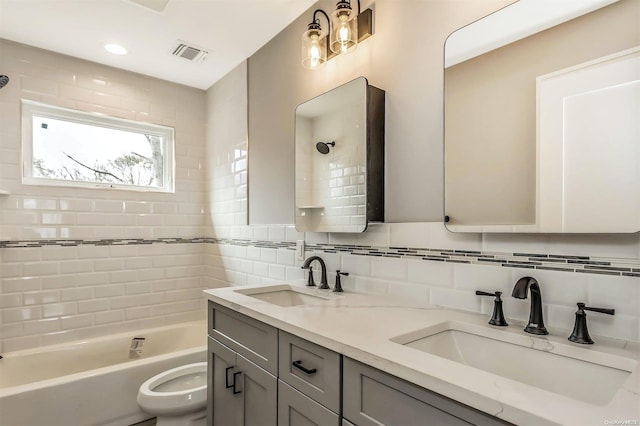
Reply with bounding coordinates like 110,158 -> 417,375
301,256 -> 329,289
512,276 -> 548,335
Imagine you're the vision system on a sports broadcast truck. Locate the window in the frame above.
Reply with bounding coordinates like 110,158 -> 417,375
22,100 -> 175,192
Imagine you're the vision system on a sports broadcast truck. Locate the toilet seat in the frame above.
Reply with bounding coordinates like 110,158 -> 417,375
137,362 -> 208,417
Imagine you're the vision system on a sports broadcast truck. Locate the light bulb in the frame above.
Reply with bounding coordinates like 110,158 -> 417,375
302,25 -> 327,70
329,6 -> 357,55
308,34 -> 321,69
309,44 -> 321,68
339,24 -> 350,43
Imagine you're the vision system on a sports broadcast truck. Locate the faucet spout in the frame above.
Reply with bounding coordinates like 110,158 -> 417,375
302,256 -> 329,289
512,276 -> 548,335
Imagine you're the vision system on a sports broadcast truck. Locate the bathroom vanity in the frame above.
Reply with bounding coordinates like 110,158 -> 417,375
206,301 -> 501,426
204,285 -> 640,425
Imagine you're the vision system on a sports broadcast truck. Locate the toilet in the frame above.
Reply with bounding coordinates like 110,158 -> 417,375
137,362 -> 208,426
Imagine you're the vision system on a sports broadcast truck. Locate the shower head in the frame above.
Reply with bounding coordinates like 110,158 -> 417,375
316,141 -> 335,155
0,75 -> 9,89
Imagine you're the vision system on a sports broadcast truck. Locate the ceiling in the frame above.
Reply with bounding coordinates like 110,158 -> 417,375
0,0 -> 316,90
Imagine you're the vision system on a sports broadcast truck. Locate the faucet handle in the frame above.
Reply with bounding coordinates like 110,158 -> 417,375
582,304 -> 615,316
333,270 -> 349,293
568,302 -> 615,344
306,266 -> 316,287
475,290 -> 508,326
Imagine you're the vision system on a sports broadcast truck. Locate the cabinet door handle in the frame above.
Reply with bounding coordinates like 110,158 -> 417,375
292,360 -> 317,375
225,366 -> 234,388
232,371 -> 242,395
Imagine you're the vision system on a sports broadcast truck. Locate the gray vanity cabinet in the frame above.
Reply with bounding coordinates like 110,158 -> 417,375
208,337 -> 241,426
208,302 -> 278,375
343,358 -> 509,426
278,380 -> 340,426
278,331 -> 341,413
208,337 -> 277,426
208,302 -> 278,426
277,331 -> 341,425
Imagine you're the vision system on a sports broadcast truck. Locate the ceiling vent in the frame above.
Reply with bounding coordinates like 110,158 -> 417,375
172,42 -> 208,62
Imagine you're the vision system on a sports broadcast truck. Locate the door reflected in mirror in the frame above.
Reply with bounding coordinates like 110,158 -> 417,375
295,77 -> 385,233
444,0 -> 639,233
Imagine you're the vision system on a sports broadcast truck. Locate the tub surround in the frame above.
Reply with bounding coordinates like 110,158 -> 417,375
204,285 -> 640,425
0,38 -> 210,354
0,39 -> 208,242
0,241 -> 208,353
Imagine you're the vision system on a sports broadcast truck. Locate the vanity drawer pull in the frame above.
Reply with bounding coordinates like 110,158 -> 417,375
292,360 -> 317,375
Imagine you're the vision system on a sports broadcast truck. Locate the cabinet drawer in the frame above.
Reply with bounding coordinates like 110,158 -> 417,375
343,358 -> 511,426
278,331 -> 341,413
278,380 -> 340,426
208,301 -> 278,375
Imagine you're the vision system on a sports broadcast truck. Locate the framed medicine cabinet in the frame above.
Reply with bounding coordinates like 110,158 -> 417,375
294,77 -> 385,233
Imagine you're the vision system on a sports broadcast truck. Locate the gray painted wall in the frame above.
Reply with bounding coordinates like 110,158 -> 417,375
247,0 -> 513,224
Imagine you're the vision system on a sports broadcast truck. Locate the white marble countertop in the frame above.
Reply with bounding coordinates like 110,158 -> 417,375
203,284 -> 640,426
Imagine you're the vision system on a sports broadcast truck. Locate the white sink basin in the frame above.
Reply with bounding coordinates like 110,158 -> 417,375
234,284 -> 334,307
391,321 -> 636,405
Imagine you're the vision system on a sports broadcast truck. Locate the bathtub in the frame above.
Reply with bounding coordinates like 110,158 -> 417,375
0,321 -> 207,426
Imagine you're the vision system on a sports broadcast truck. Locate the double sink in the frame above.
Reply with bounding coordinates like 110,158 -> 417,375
233,284 -> 636,406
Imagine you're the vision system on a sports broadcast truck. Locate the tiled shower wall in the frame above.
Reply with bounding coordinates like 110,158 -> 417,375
0,39 -> 210,352
0,39 -> 208,240
0,241 -> 208,352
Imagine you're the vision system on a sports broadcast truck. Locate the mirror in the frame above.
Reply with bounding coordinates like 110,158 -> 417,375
444,0 -> 639,233
294,77 -> 385,233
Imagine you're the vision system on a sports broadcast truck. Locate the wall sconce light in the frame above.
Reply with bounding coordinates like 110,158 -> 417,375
301,9 -> 330,70
301,1 -> 374,70
330,0 -> 358,54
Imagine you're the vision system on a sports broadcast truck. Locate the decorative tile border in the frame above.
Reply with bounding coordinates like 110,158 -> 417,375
299,243 -> 640,277
0,237 -> 214,248
1,238 -> 639,277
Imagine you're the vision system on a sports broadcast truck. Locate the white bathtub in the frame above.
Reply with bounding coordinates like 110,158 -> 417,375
0,321 -> 207,426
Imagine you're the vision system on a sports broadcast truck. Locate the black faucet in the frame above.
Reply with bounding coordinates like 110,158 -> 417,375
568,302 -> 615,344
302,256 -> 329,289
512,276 -> 548,335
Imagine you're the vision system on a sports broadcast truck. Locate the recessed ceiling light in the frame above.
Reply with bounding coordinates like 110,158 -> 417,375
104,43 -> 128,55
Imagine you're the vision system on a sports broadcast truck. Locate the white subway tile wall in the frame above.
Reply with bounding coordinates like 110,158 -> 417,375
204,61 -> 248,231
0,40 -> 208,241
206,223 -> 640,343
0,39 -> 209,352
0,243 -> 207,352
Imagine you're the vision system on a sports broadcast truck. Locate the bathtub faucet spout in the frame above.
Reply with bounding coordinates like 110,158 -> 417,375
129,337 -> 145,359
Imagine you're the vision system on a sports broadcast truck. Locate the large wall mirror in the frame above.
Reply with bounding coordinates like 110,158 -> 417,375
294,77 -> 384,233
444,0 -> 639,233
